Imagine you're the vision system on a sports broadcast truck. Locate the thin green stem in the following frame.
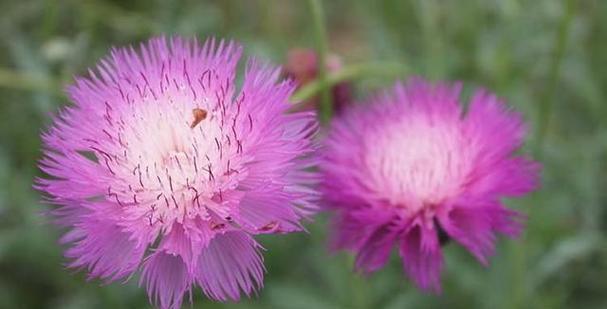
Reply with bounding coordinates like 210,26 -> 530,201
291,62 -> 408,103
415,0 -> 443,79
534,0 -> 575,154
0,68 -> 62,96
306,0 -> 332,123
346,255 -> 369,309
512,5 -> 575,307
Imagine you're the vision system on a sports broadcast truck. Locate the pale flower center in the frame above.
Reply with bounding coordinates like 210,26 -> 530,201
99,94 -> 244,228
365,117 -> 471,213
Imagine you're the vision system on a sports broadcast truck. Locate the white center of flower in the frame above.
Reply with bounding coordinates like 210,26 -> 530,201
98,92 -> 247,228
365,117 -> 471,213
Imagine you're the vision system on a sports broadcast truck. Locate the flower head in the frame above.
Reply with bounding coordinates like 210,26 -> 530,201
283,48 -> 351,113
320,78 -> 539,292
37,37 -> 318,308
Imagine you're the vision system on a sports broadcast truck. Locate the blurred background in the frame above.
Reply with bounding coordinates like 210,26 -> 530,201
0,0 -> 605,308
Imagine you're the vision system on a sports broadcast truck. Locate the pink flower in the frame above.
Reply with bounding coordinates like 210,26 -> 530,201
36,37 -> 318,308
320,78 -> 540,292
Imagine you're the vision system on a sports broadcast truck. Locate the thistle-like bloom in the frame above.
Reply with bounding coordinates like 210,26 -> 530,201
36,37 -> 318,308
320,79 -> 539,292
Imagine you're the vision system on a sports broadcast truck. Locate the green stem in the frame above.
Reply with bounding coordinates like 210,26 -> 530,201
513,5 -> 575,307
534,0 -> 575,154
0,68 -> 62,96
291,62 -> 408,103
346,255 -> 368,309
415,0 -> 443,78
306,0 -> 332,123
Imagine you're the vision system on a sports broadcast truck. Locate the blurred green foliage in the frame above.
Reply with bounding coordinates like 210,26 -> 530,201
0,0 -> 606,308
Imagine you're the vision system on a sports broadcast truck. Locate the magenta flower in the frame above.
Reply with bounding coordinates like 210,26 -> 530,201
320,78 -> 540,292
36,37 -> 318,308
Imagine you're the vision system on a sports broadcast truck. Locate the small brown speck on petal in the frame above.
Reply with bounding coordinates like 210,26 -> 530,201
190,108 -> 207,128
259,221 -> 279,232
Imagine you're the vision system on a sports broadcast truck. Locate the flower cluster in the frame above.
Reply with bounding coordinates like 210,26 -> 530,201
37,35 -> 540,309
